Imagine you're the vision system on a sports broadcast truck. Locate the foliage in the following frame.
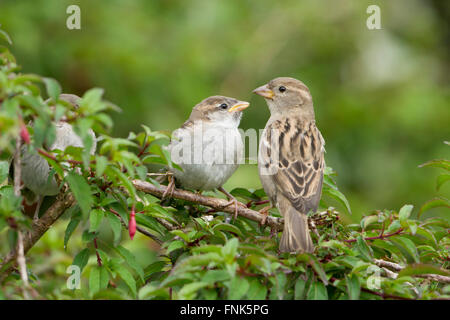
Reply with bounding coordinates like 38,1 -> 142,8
1,0 -> 449,221
0,28 -> 449,300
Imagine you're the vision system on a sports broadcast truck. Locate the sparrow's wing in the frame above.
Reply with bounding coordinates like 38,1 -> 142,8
262,118 -> 325,214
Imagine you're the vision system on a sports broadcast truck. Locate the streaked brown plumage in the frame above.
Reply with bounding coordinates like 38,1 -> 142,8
254,77 -> 325,253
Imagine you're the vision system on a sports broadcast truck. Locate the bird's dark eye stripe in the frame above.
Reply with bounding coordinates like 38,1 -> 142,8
219,103 -> 228,109
279,86 -> 286,92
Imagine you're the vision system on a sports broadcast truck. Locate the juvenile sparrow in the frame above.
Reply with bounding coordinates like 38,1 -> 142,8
253,77 -> 325,253
166,96 -> 250,216
19,94 -> 97,221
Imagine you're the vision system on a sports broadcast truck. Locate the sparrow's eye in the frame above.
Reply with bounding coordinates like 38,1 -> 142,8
278,86 -> 286,93
219,103 -> 228,109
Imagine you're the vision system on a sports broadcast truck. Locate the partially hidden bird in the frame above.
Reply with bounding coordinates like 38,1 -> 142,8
166,96 -> 250,217
19,94 -> 97,221
253,77 -> 325,253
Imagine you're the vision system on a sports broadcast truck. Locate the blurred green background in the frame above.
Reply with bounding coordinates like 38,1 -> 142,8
1,0 -> 448,224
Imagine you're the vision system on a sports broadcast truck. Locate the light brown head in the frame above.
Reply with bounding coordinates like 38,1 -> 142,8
187,95 -> 250,128
253,77 -> 314,119
45,94 -> 82,122
58,94 -> 82,108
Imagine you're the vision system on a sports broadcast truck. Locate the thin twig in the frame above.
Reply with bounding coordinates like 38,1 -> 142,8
93,238 -> 102,267
13,138 -> 22,196
360,287 -> 414,300
137,142 -> 150,158
132,179 -> 284,230
343,228 -> 404,243
374,259 -> 403,271
374,259 -> 450,284
16,231 -> 30,299
13,136 -> 31,299
38,148 -> 97,166
155,217 -> 176,231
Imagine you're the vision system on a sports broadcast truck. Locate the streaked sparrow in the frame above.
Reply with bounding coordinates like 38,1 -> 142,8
253,77 -> 325,253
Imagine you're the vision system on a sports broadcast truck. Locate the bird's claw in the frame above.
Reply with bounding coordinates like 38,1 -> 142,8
162,176 -> 175,200
219,198 -> 245,221
216,187 -> 246,222
33,196 -> 43,225
258,205 -> 272,226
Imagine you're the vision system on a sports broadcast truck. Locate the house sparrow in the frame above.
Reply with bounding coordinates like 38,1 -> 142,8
166,96 -> 250,216
253,77 -> 325,253
19,94 -> 97,221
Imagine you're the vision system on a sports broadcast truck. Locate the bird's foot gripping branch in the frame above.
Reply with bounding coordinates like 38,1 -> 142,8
1,30 -> 449,300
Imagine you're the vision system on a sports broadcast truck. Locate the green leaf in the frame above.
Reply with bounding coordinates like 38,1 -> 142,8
170,230 -> 189,242
418,197 -> 450,217
73,248 -> 90,273
0,28 -> 12,45
436,174 -> 450,191
269,272 -> 287,299
227,277 -> 250,300
418,159 -> 450,171
166,240 -> 185,254
107,166 -> 136,199
323,186 -> 352,214
135,214 -> 165,235
65,172 -> 93,216
64,206 -> 82,248
43,77 -> 61,101
361,215 -> 379,230
135,165 -> 148,181
222,238 -> 239,264
7,229 -> 17,251
355,236 -> 373,262
212,223 -> 243,237
82,230 -> 97,243
294,278 -> 307,300
144,261 -> 167,280
307,282 -> 328,300
191,245 -> 222,254
89,209 -> 103,232
398,264 -> 450,278
230,187 -> 259,201
246,279 -> 267,300
346,274 -> 360,300
202,270 -> 230,285
297,253 -> 328,285
111,261 -> 137,297
0,161 -> 9,183
95,155 -> 108,178
80,88 -> 105,114
178,282 -> 209,300
390,237 -> 420,263
114,245 -> 145,282
398,204 -> 413,221
106,211 -> 122,245
89,266 -> 109,296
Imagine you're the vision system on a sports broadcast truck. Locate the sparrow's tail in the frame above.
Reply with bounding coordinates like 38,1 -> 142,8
280,207 -> 314,253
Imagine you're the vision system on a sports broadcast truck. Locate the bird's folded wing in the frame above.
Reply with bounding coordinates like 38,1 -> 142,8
261,118 -> 325,213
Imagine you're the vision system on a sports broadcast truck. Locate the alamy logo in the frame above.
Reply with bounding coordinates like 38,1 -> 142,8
366,265 -> 382,290
366,5 -> 382,30
66,265 -> 81,289
66,5 -> 81,30
168,125 -> 281,175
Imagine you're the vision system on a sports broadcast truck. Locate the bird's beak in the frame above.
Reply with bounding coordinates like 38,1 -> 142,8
228,101 -> 250,113
252,84 -> 274,99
